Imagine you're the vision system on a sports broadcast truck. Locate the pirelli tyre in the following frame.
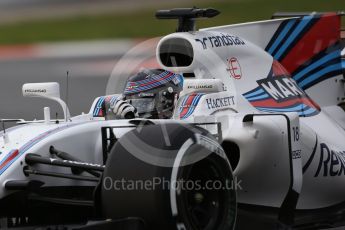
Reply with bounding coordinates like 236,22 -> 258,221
101,123 -> 237,230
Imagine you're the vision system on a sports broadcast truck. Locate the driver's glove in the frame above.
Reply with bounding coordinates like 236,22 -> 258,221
112,97 -> 138,119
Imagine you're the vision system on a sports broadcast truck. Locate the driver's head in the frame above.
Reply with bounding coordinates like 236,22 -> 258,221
123,69 -> 183,119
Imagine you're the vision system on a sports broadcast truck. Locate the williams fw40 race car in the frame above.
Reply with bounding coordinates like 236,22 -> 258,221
1,7 -> 345,230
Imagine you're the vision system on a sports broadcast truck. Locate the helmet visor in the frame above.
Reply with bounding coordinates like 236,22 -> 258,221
128,98 -> 155,114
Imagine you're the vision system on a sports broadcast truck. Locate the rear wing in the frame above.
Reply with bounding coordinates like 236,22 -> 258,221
272,11 -> 345,78
268,11 -> 345,109
204,11 -> 345,107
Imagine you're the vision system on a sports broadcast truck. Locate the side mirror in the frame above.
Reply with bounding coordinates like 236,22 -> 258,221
22,82 -> 70,121
23,82 -> 61,98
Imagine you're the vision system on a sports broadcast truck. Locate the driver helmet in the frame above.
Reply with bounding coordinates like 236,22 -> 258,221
123,69 -> 183,119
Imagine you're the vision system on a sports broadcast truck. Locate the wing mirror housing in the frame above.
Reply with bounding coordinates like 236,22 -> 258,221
22,82 -> 70,121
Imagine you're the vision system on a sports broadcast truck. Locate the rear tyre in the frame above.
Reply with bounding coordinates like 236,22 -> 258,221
101,123 -> 236,230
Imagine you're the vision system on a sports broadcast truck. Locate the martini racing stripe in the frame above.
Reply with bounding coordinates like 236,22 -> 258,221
246,93 -> 270,101
110,95 -> 118,104
291,43 -> 342,89
267,19 -> 297,55
266,15 -> 318,60
243,88 -> 265,98
126,73 -> 173,92
256,103 -> 307,112
301,107 -> 319,116
259,107 -> 318,117
251,97 -> 319,109
293,49 -> 340,81
179,94 -> 199,119
280,13 -> 339,73
0,149 -> 19,175
243,87 -> 270,101
298,63 -> 342,88
178,94 -> 190,113
245,13 -> 340,116
290,42 -> 341,78
0,122 -> 89,175
273,15 -> 316,60
93,95 -> 119,117
183,94 -> 204,119
242,60 -> 320,117
129,71 -> 171,85
265,13 -> 341,90
179,94 -> 197,117
258,108 -> 318,117
256,103 -> 318,116
93,96 -> 106,117
179,93 -> 204,119
124,71 -> 180,95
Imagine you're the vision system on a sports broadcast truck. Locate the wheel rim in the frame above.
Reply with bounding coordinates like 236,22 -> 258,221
178,154 -> 235,230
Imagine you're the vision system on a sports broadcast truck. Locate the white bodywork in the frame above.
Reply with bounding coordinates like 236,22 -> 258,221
0,12 -> 344,219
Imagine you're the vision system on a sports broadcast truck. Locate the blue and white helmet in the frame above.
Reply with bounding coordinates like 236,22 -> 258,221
123,69 -> 183,119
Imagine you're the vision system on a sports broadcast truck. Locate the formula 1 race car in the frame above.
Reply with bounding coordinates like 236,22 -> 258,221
0,8 -> 345,230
